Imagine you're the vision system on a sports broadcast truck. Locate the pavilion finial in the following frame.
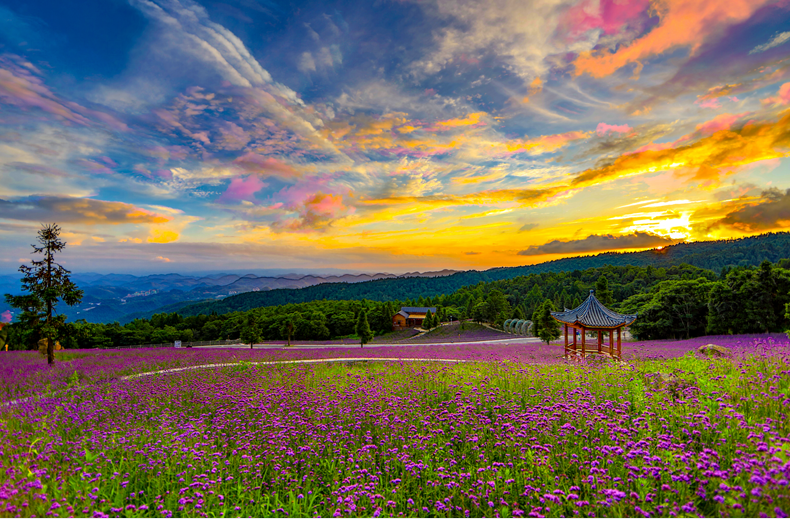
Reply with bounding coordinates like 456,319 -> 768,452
590,289 -> 594,294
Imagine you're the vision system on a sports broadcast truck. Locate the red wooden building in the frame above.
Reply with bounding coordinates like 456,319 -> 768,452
392,306 -> 437,330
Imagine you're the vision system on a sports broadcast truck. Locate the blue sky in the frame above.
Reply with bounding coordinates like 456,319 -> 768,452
1,0 -> 790,274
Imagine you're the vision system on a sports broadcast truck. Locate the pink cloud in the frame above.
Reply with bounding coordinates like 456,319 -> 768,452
270,174 -> 340,207
596,122 -> 633,137
0,56 -> 127,131
629,142 -> 674,155
217,175 -> 267,203
76,159 -> 115,175
98,156 -> 118,167
271,192 -> 355,233
762,82 -> 790,106
0,66 -> 91,125
457,54 -> 480,65
557,0 -> 650,41
695,98 -> 721,109
233,152 -> 301,179
1,310 -> 11,323
695,112 -> 749,135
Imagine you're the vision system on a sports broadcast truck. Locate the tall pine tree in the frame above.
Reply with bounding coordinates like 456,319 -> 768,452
537,300 -> 560,345
4,224 -> 83,364
356,309 -> 373,348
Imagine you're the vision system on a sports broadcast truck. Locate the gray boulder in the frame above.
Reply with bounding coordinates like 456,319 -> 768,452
698,344 -> 731,357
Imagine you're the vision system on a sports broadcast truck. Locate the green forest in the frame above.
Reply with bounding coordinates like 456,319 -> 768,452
131,231 -> 790,320
5,258 -> 790,350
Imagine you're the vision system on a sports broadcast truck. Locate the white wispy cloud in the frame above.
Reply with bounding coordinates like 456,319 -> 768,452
410,0 -> 576,83
749,31 -> 790,54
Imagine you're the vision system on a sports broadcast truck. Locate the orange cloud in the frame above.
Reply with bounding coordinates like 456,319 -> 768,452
0,196 -> 171,225
708,188 -> 790,233
148,229 -> 179,243
573,110 -> 790,188
427,112 -> 486,131
695,112 -> 750,135
505,131 -> 590,154
574,0 -> 775,78
522,77 -> 543,103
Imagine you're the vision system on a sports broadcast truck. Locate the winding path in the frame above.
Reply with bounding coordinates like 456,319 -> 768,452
121,357 -> 466,380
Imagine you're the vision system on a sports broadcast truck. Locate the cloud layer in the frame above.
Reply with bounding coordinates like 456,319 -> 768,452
1,0 -> 789,272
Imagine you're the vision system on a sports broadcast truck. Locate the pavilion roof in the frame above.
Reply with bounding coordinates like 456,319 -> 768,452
551,290 -> 637,329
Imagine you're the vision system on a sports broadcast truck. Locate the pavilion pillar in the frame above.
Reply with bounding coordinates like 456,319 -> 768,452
609,330 -> 614,356
572,326 -> 577,353
617,327 -> 621,360
597,330 -> 602,354
581,327 -> 586,357
564,324 -> 568,358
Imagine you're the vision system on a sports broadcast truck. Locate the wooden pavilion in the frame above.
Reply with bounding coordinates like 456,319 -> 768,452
550,290 -> 637,361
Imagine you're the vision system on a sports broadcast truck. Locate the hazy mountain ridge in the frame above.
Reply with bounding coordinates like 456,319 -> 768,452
169,232 -> 790,318
1,269 -> 461,324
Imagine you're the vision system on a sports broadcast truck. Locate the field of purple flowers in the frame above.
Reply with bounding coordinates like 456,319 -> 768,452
1,335 -> 789,517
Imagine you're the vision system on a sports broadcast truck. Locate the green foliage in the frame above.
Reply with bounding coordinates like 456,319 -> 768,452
484,289 -> 510,326
32,255 -> 790,347
3,224 -> 83,362
355,309 -> 373,347
595,275 -> 613,305
537,300 -> 560,345
623,278 -> 715,340
423,310 -> 434,330
706,261 -> 790,335
239,314 -> 261,348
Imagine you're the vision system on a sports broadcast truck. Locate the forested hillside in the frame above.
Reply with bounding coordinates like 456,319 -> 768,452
164,232 -> 790,318
8,258 -> 789,349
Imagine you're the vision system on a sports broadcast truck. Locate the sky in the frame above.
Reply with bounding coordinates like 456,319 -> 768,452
1,0 -> 790,274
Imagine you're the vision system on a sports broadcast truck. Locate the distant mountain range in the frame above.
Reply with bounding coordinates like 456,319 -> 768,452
3,232 -> 789,324
0,269 -> 460,324
166,232 -> 790,318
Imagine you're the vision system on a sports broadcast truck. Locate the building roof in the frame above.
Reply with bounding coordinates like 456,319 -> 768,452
397,306 -> 436,318
551,290 -> 637,329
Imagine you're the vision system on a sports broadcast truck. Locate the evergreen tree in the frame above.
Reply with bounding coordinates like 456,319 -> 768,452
484,289 -> 510,324
356,309 -> 373,347
596,276 -> 614,306
239,315 -> 261,349
280,314 -> 296,346
423,310 -> 434,330
511,306 -> 525,320
537,300 -> 560,345
4,224 -> 83,364
531,309 -> 541,338
465,298 -> 475,320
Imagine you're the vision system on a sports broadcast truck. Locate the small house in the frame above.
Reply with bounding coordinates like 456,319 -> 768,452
392,307 -> 437,330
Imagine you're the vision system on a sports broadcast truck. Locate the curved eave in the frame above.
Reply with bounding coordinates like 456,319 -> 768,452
551,315 -> 638,329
